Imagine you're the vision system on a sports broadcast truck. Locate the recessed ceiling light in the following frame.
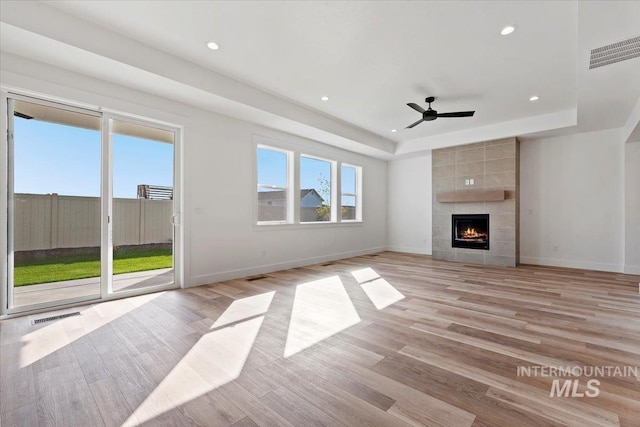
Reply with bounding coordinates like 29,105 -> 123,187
206,41 -> 220,50
500,25 -> 516,36
321,96 -> 330,101
529,95 -> 539,101
391,129 -> 397,133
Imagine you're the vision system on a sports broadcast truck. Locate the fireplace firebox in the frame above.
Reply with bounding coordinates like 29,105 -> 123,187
452,214 -> 489,250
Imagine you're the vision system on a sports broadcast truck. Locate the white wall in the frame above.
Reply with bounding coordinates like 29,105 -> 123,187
387,155 -> 432,254
185,113 -> 387,285
520,128 -> 625,272
1,53 -> 388,288
625,141 -> 640,274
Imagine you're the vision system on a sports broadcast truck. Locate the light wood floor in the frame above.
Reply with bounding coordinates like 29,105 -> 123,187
1,252 -> 639,427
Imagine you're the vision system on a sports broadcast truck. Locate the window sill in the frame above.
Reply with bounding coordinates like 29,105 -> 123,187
254,221 -> 363,231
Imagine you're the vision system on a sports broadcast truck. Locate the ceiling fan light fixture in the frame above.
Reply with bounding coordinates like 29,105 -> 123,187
500,25 -> 516,36
405,97 -> 475,128
529,95 -> 539,101
206,41 -> 220,50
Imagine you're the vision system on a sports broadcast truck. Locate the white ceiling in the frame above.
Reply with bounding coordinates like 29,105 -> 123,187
1,1 -> 639,158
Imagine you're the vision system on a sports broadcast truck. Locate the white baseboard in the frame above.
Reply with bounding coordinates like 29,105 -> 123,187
386,246 -> 432,255
187,246 -> 387,287
519,256 -> 623,273
623,265 -> 640,275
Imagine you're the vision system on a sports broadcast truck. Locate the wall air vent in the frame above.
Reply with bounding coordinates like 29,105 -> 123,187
589,35 -> 640,69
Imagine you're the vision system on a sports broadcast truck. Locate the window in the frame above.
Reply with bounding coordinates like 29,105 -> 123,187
254,139 -> 362,226
300,156 -> 333,222
257,146 -> 290,223
341,164 -> 359,221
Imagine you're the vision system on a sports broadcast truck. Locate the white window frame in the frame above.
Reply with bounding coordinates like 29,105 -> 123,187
340,163 -> 362,222
299,153 -> 336,224
256,144 -> 293,225
253,135 -> 363,228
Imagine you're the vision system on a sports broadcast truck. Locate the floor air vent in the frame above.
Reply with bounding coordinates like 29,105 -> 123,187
246,275 -> 267,282
321,263 -> 334,266
32,311 -> 80,325
589,35 -> 640,69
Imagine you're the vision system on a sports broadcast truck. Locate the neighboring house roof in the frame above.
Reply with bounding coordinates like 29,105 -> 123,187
258,189 -> 325,206
300,189 -> 324,203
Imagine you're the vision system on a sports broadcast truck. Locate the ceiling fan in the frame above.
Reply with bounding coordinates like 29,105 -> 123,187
406,96 -> 475,128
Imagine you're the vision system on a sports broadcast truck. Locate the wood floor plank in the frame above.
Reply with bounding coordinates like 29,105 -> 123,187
0,402 -> 39,427
261,386 -> 348,427
124,390 -> 190,427
89,377 -> 135,427
485,387 -> 616,427
387,401 -> 475,427
229,416 -> 260,427
296,351 -> 476,427
34,361 -> 106,427
178,387 -> 246,427
372,365 -> 562,425
214,382 -> 296,427
260,357 -> 412,427
398,345 -> 621,427
1,252 -> 638,427
0,343 -> 36,414
71,334 -> 111,384
101,349 -> 158,399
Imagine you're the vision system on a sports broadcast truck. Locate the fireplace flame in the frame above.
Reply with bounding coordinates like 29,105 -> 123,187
461,227 -> 486,239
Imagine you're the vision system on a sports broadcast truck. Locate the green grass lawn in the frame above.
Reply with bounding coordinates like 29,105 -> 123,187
14,248 -> 172,286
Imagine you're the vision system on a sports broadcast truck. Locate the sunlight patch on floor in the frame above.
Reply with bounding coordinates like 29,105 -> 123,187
124,292 -> 274,426
19,291 -> 165,368
361,278 -> 405,310
350,267 -> 380,284
284,275 -> 360,358
351,267 -> 404,310
211,291 -> 275,328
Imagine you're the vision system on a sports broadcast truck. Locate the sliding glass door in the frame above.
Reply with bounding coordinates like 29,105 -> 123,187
4,94 -> 180,314
110,118 -> 175,293
8,99 -> 102,310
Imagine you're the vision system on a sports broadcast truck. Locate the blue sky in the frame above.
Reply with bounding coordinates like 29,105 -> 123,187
14,117 -> 173,198
300,156 -> 331,201
257,147 -> 356,206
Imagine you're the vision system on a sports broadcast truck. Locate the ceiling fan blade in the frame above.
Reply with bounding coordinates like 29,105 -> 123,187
407,103 -> 425,113
406,118 -> 425,129
437,111 -> 475,118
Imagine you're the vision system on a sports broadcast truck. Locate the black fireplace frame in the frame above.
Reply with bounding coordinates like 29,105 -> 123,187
451,214 -> 490,250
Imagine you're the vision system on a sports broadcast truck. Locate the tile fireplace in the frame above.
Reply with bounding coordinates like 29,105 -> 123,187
432,137 -> 519,267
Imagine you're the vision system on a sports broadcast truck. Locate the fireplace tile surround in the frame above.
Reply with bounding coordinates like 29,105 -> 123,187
432,138 -> 519,267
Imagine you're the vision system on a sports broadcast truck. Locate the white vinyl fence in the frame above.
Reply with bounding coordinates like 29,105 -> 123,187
13,194 -> 173,251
